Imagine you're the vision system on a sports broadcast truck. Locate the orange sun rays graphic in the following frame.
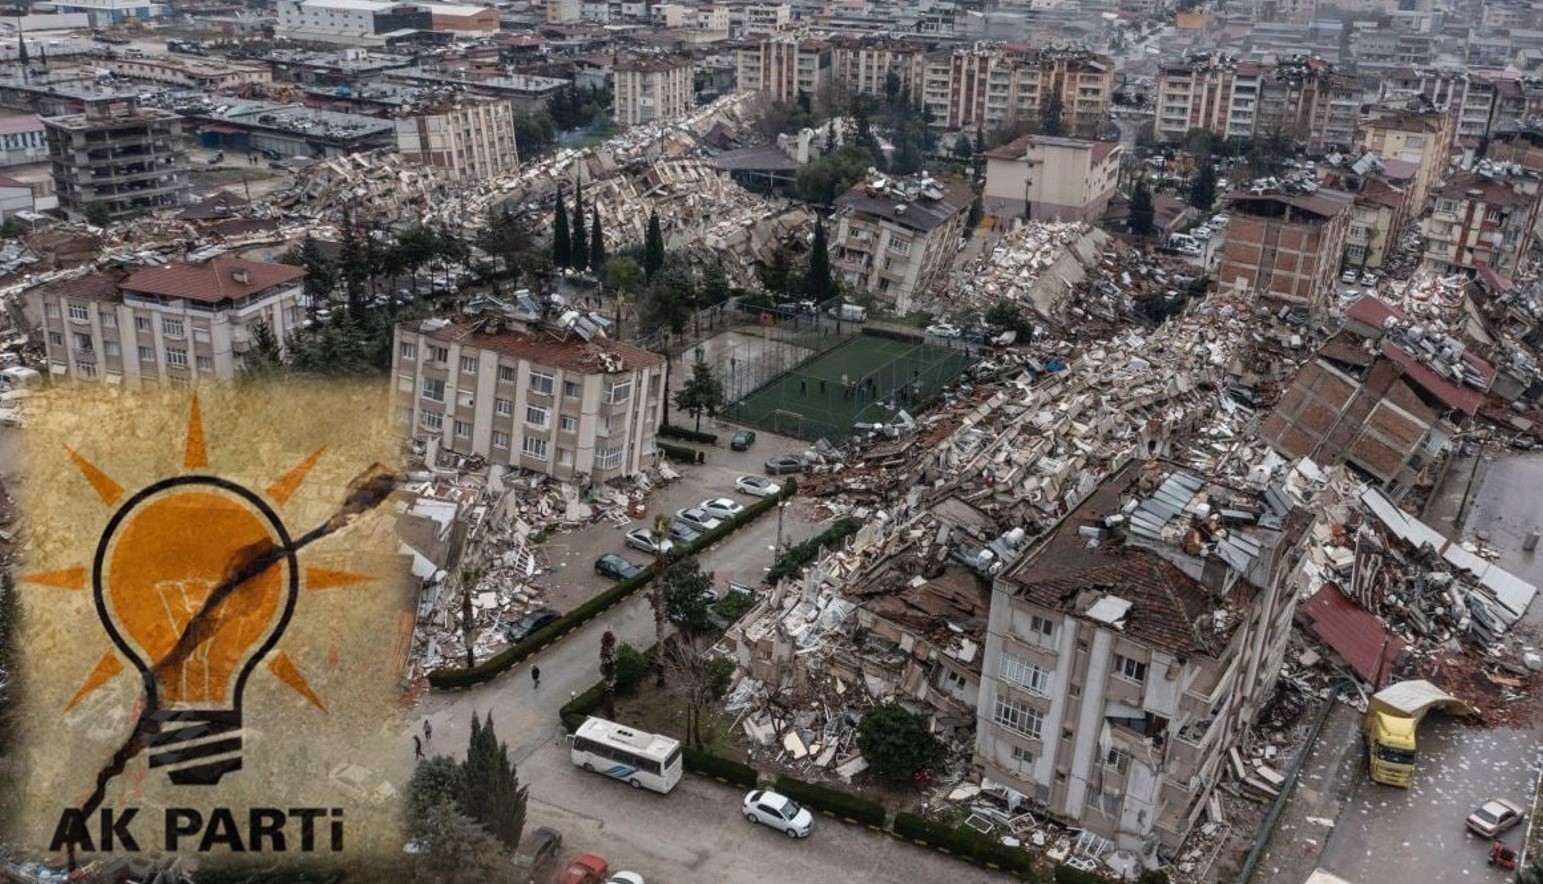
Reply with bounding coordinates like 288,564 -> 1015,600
22,393 -> 377,728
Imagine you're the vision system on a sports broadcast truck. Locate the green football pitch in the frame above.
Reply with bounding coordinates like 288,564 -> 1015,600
725,334 -> 976,442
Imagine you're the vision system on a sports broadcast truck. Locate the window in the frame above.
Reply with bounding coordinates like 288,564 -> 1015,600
597,446 -> 625,470
1405,134 -> 1424,148
1104,747 -> 1131,774
460,355 -> 478,374
1486,207 -> 1503,224
104,341 -> 120,357
1345,244 -> 1366,262
427,345 -> 448,364
400,342 -> 417,361
165,348 -> 188,369
564,380 -> 582,398
993,695 -> 1043,741
138,346 -> 154,362
560,415 -> 578,432
1100,790 -> 1123,817
605,380 -> 632,404
101,313 -> 116,328
422,378 -> 446,402
1009,745 -> 1035,770
135,316 -> 151,332
1029,614 -> 1055,640
68,303 -> 89,322
70,332 -> 93,352
45,303 -> 59,319
492,431 -> 510,449
521,436 -> 549,458
194,329 -> 210,345
420,411 -> 443,431
1435,198 -> 1458,214
498,365 -> 517,383
75,361 -> 96,377
47,331 -> 62,347
887,237 -> 911,256
557,447 -> 574,466
195,355 -> 213,373
525,405 -> 549,427
454,419 -> 472,438
1114,654 -> 1147,684
495,398 -> 513,417
162,318 -> 185,339
530,371 -> 555,395
1000,653 -> 1051,696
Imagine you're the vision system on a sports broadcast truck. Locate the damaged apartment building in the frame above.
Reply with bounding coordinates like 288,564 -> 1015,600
976,459 -> 1313,858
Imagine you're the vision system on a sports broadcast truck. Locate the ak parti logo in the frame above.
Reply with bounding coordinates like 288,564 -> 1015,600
25,393 -> 396,855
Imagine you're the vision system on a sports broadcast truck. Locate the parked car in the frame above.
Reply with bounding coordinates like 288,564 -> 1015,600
925,322 -> 962,338
1341,269 -> 1359,283
735,475 -> 782,497
506,608 -> 560,643
512,826 -> 563,882
743,789 -> 814,838
595,554 -> 643,582
668,521 -> 702,545
1191,225 -> 1214,240
1210,214 -> 1230,227
764,455 -> 806,475
1360,271 -> 1380,286
700,497 -> 745,520
624,529 -> 675,556
1467,799 -> 1525,838
731,429 -> 757,451
606,874 -> 645,884
675,507 -> 724,532
559,854 -> 610,884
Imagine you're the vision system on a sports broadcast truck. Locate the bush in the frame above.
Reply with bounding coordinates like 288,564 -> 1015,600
893,813 -> 1041,878
614,643 -> 648,693
559,683 -> 606,733
772,775 -> 886,827
682,747 -> 759,788
657,440 -> 705,464
1054,864 -> 1113,883
856,705 -> 946,783
711,590 -> 756,622
659,424 -> 719,445
766,518 -> 861,583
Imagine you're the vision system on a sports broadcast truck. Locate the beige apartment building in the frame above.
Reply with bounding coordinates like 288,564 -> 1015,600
1360,105 -> 1452,217
393,317 -> 666,485
735,36 -> 831,103
982,134 -> 1121,223
1156,55 -> 1359,153
976,462 -> 1309,853
395,96 -> 520,182
29,258 -> 307,387
830,173 -> 972,314
613,56 -> 694,128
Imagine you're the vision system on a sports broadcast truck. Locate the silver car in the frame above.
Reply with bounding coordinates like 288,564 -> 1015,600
700,497 -> 745,520
743,789 -> 814,838
624,528 -> 675,556
1467,798 -> 1524,838
675,507 -> 723,532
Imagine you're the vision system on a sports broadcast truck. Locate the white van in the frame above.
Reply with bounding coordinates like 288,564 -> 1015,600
1,366 -> 41,390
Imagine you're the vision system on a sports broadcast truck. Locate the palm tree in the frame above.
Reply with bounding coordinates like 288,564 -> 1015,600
648,514 -> 672,688
460,566 -> 482,669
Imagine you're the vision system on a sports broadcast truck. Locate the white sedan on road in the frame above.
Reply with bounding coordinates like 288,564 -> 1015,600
675,507 -> 724,532
743,789 -> 814,838
624,529 -> 675,556
700,497 -> 746,520
925,322 -> 962,339
735,475 -> 782,498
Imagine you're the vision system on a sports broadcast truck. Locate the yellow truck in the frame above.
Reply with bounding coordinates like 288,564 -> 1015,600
1364,679 -> 1469,787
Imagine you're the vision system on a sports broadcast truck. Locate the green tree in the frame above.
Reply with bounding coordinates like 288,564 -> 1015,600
1041,90 -> 1065,137
292,234 -> 336,320
1189,161 -> 1218,212
571,178 -> 587,270
1129,178 -> 1156,236
478,207 -> 537,284
646,514 -> 673,687
406,756 -> 466,838
83,201 -> 111,227
336,210 -> 368,322
239,318 -> 286,379
600,629 -> 618,718
674,357 -> 725,433
759,244 -> 797,295
800,220 -> 834,302
985,300 -> 1035,341
642,264 -> 696,334
661,557 -> 714,633
643,210 -> 665,280
412,801 -> 506,884
589,205 -> 605,271
665,633 -> 735,749
966,194 -> 984,237
701,265 -> 731,306
952,133 -> 975,161
514,112 -> 557,157
552,187 -> 571,269
614,642 -> 648,693
793,143 -> 872,205
460,712 -> 528,851
856,704 -> 946,783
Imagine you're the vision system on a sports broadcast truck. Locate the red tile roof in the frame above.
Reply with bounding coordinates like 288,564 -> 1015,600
1379,342 -> 1484,415
1346,294 -> 1406,330
1300,583 -> 1404,687
416,319 -> 665,374
121,257 -> 305,304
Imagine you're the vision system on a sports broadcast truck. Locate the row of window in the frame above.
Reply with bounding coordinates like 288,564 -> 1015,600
48,303 -> 195,340
416,410 -> 627,469
400,343 -> 633,403
50,332 -> 212,372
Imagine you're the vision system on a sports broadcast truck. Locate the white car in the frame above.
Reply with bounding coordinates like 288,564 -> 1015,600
1467,798 -> 1525,838
700,497 -> 745,520
1210,214 -> 1230,227
1191,225 -> 1214,240
743,789 -> 814,838
735,475 -> 782,498
675,507 -> 724,532
1341,269 -> 1359,283
925,322 -> 962,339
607,874 -> 646,884
1360,271 -> 1379,286
624,529 -> 675,556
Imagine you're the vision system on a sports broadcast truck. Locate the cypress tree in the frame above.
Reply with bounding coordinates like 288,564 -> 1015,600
802,220 -> 833,301
460,712 -> 528,851
553,185 -> 571,268
589,204 -> 605,271
571,178 -> 587,270
643,210 -> 665,280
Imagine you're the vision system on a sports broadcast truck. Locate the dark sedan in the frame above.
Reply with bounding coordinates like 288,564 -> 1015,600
506,608 -> 560,643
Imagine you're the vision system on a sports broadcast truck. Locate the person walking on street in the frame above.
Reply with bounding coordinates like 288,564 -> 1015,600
413,735 -> 424,760
423,719 -> 432,742
532,665 -> 542,689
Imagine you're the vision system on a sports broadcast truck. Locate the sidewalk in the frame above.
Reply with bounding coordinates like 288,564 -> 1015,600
1248,699 -> 1364,884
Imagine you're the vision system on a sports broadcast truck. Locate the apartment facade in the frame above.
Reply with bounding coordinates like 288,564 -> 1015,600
613,56 -> 694,128
395,97 -> 520,182
1421,170 -> 1543,278
830,174 -> 972,314
735,36 -> 832,103
0,115 -> 47,167
1217,186 -> 1354,317
393,318 -> 666,485
742,2 -> 791,35
976,463 -> 1309,852
1360,105 -> 1453,213
982,134 -> 1121,222
1154,56 -> 1263,143
44,95 -> 189,221
28,259 -> 307,387
1155,55 -> 1359,152
919,45 -> 1113,135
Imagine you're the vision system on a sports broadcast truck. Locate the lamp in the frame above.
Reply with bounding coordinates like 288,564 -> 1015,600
93,476 -> 298,786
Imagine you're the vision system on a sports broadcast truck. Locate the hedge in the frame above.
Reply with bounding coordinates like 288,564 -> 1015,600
773,775 -> 886,827
659,424 -> 719,445
1053,864 -> 1114,883
893,813 -> 1043,879
766,517 -> 861,584
559,682 -> 606,733
657,440 -> 706,464
426,480 -> 797,689
683,747 -> 760,789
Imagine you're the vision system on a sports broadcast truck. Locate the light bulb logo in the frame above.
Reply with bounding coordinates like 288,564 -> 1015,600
22,393 -> 387,804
